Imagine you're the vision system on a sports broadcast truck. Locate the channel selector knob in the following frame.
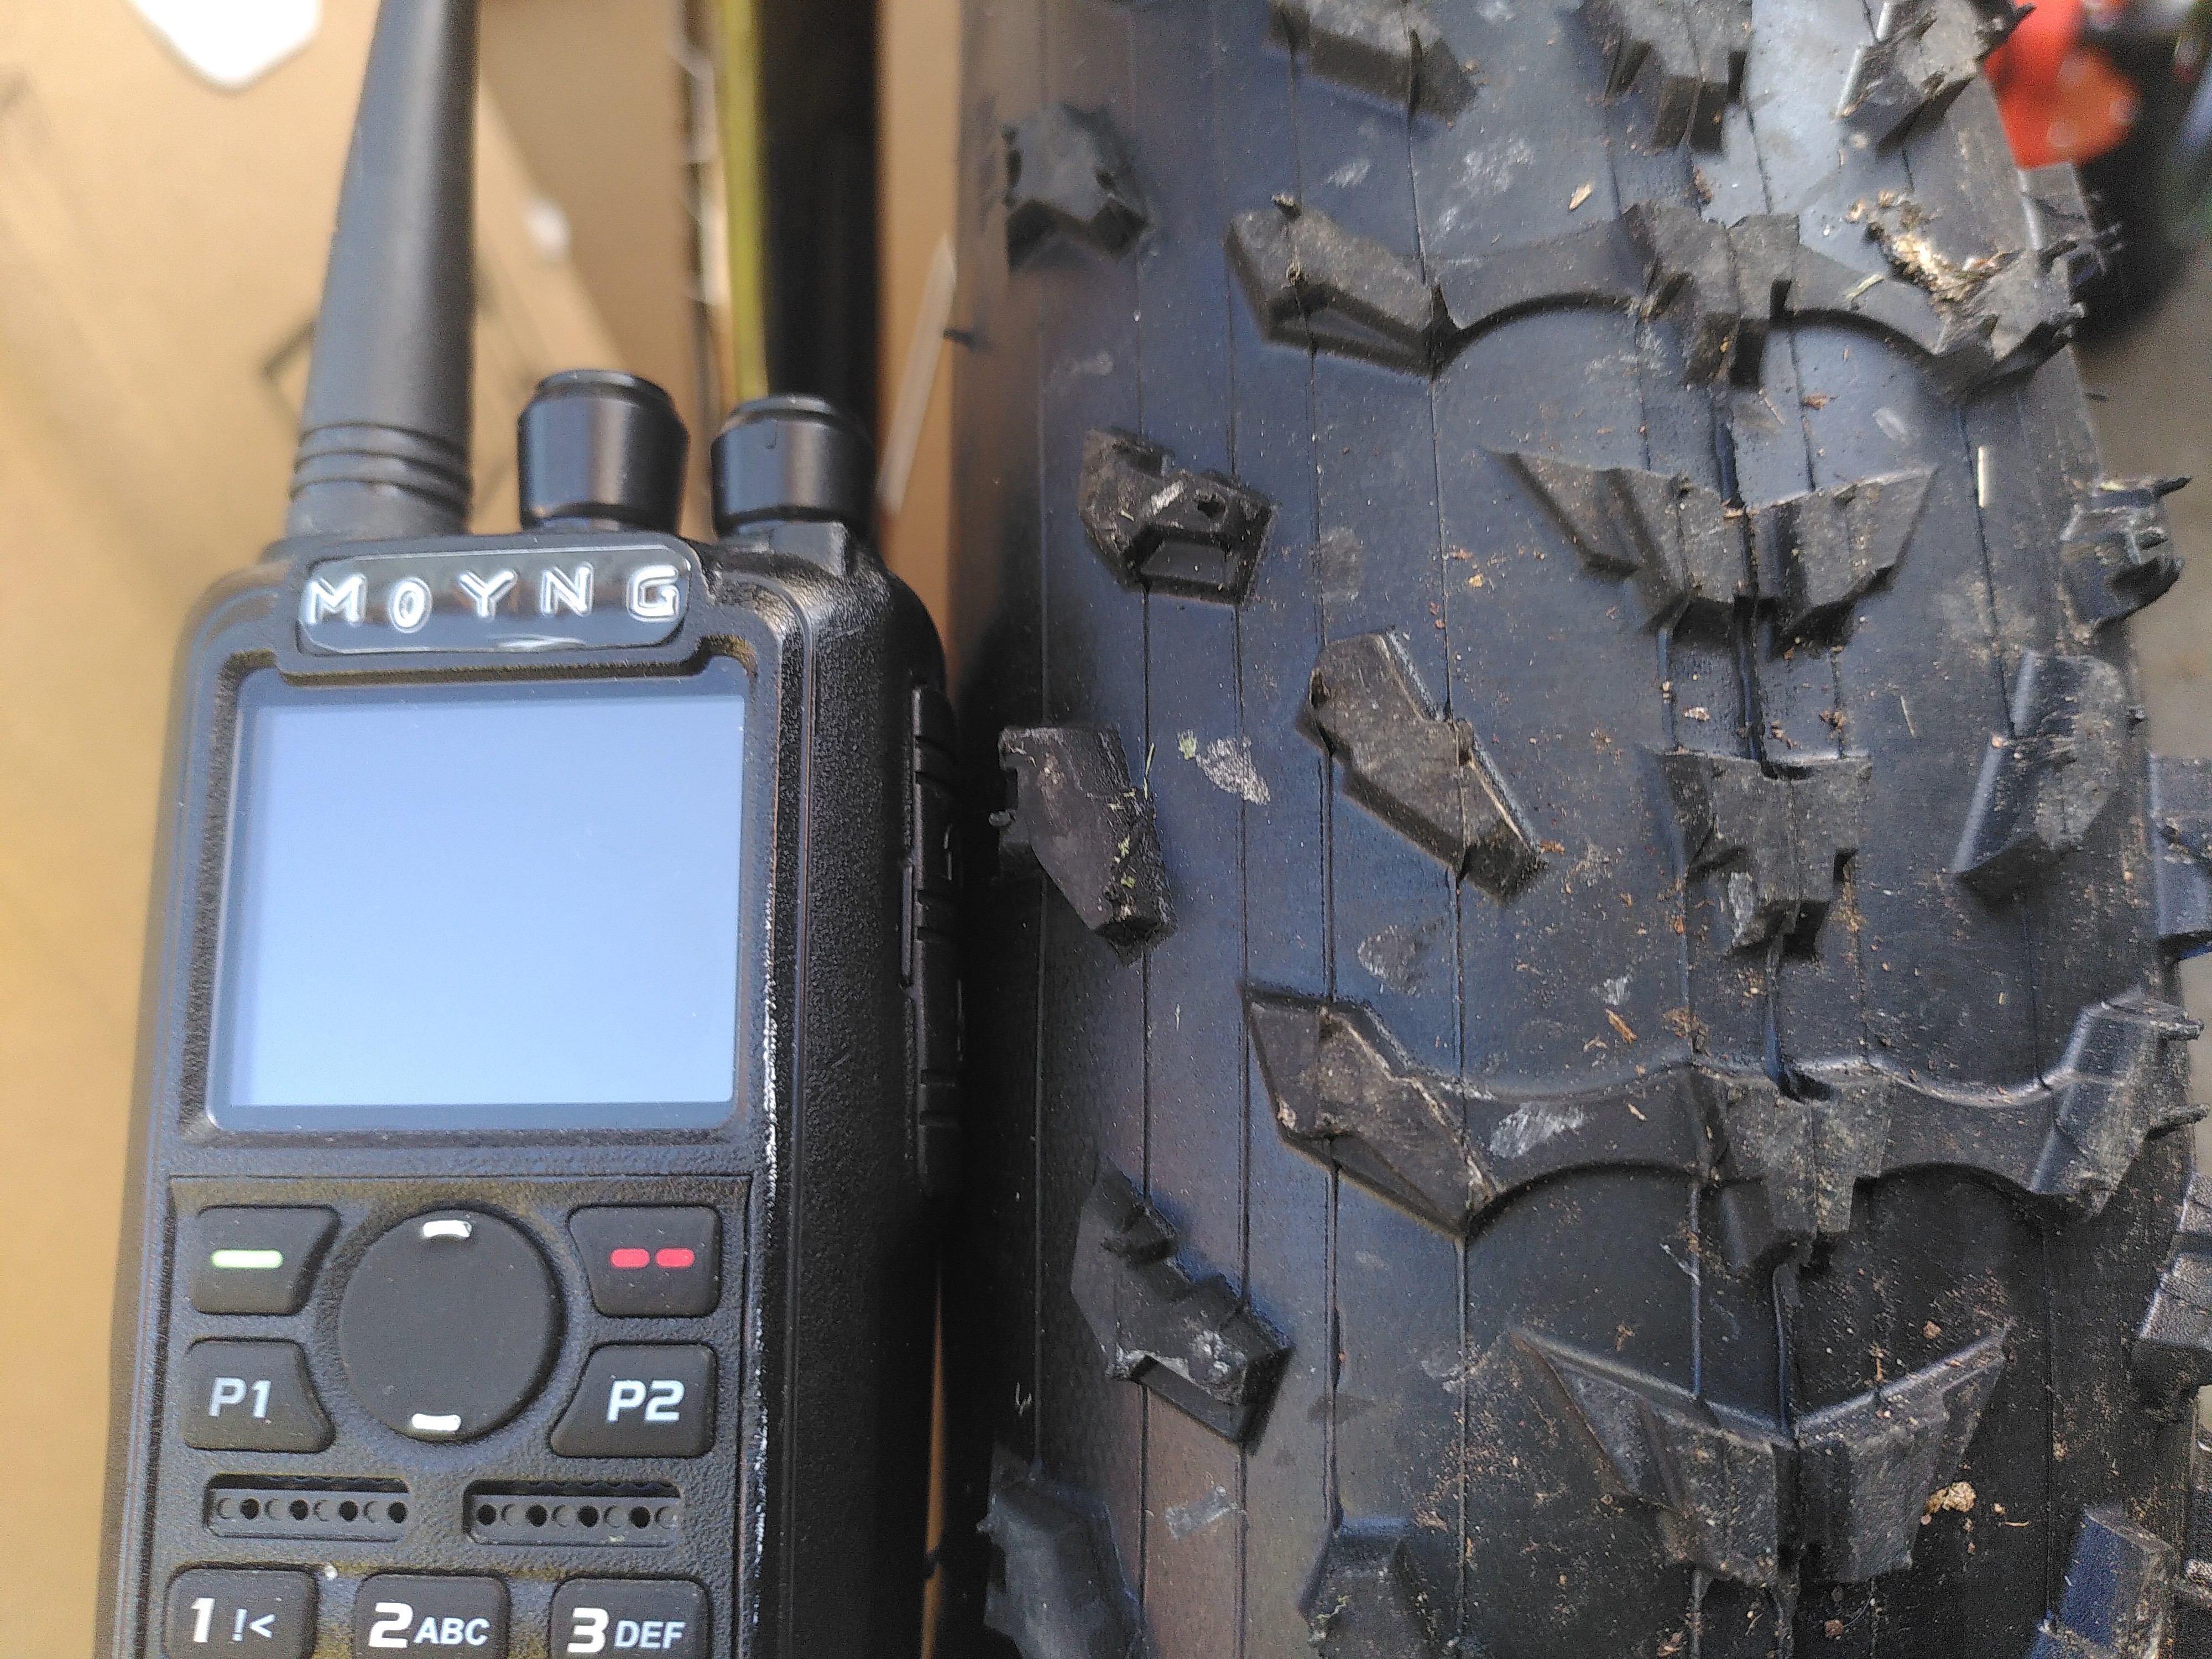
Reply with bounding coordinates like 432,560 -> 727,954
518,369 -> 688,533
338,1209 -> 561,1442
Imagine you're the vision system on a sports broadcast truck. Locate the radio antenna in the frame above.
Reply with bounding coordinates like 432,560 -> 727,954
284,0 -> 478,541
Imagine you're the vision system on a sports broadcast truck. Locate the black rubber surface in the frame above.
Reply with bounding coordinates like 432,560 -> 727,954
941,0 -> 2212,1653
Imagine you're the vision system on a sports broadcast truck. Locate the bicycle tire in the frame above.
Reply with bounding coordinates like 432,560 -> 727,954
938,1 -> 2212,1652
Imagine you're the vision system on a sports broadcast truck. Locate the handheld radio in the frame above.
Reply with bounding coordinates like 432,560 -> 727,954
95,4 -> 954,1656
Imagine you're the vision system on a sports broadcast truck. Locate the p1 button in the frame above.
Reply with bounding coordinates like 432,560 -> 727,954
550,1345 -> 714,1458
178,1340 -> 332,1452
355,1575 -> 507,1655
550,1579 -> 707,1657
165,1567 -> 314,1659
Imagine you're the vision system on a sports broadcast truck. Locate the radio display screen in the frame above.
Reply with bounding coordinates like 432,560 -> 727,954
208,662 -> 748,1131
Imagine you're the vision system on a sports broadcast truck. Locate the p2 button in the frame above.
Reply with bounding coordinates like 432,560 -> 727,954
550,1346 -> 714,1458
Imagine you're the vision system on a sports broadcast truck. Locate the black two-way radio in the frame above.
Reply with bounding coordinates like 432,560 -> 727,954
96,4 -> 954,1656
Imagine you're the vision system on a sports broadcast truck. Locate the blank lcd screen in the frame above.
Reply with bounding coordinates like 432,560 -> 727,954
210,666 -> 747,1131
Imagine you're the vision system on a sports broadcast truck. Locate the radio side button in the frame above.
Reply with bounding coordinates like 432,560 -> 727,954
907,683 -> 962,1199
549,1345 -> 715,1458
911,681 -> 956,770
187,1207 -> 338,1315
353,1574 -> 508,1656
548,1579 -> 708,1657
916,1078 -> 962,1199
164,1566 -> 316,1659
568,1208 -> 722,1317
178,1339 -> 334,1452
913,932 -> 960,1079
913,774 -> 956,895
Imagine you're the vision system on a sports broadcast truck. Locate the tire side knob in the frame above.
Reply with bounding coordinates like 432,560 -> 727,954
518,369 -> 688,533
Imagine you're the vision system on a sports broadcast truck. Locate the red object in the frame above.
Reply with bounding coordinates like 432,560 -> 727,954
609,1247 -> 650,1270
1987,0 -> 2140,165
654,1246 -> 696,1269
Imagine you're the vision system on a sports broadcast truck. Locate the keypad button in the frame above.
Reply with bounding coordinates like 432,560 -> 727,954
568,1209 -> 721,1317
353,1575 -> 507,1655
164,1567 -> 315,1659
549,1345 -> 715,1458
187,1207 -> 338,1315
338,1210 -> 560,1442
178,1340 -> 333,1452
549,1579 -> 708,1657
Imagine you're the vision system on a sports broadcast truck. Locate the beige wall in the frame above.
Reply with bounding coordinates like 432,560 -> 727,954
482,0 -> 716,528
875,8 -> 959,1644
877,0 -> 959,647
0,4 -> 633,1649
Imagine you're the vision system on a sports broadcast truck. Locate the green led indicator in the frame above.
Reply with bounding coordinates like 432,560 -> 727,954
208,1248 -> 284,1272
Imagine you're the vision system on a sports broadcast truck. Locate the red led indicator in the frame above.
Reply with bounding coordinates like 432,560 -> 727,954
608,1248 -> 650,1270
654,1247 -> 696,1270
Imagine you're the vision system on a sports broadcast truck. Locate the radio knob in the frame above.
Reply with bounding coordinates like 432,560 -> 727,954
337,1209 -> 561,1442
517,369 -> 689,533
711,393 -> 873,536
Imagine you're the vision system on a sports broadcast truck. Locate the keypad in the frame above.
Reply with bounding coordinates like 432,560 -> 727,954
158,1183 -> 740,1659
178,1340 -> 333,1452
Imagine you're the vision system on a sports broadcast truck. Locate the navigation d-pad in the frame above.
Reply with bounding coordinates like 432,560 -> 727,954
338,1209 -> 560,1441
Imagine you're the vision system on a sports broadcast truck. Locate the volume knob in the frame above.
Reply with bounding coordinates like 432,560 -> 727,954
711,393 -> 873,536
